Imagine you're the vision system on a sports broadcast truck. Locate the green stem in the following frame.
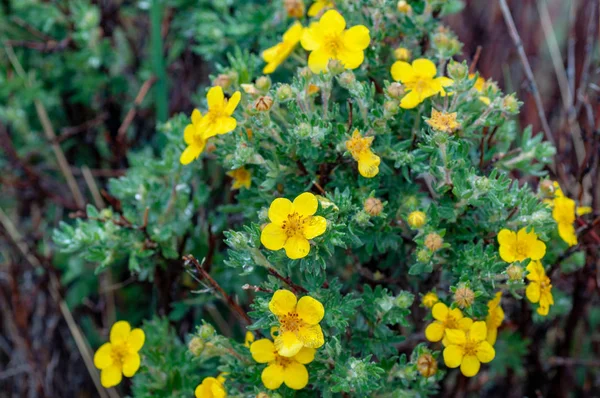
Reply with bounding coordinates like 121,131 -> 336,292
150,0 -> 168,122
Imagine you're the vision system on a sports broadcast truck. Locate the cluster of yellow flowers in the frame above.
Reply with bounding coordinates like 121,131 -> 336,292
544,181 -> 591,246
345,129 -> 381,178
250,289 -> 325,390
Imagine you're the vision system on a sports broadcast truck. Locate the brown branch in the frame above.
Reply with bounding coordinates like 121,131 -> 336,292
267,267 -> 308,294
183,255 -> 252,325
468,45 -> 482,74
116,76 -> 157,142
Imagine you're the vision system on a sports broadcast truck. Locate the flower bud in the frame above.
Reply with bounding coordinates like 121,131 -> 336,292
307,84 -> 320,95
364,197 -> 384,216
188,337 -> 205,356
296,122 -> 312,138
256,75 -> 272,92
241,83 -> 259,95
256,393 -> 270,398
284,0 -> 305,18
383,100 -> 399,116
539,180 -> 556,196
506,264 -> 523,281
395,291 -> 414,309
421,291 -> 439,308
424,233 -> 443,252
416,249 -> 432,263
198,323 -> 215,339
214,73 -> 233,89
254,96 -> 274,111
407,211 -> 426,228
299,67 -> 313,79
397,0 -> 412,13
337,71 -> 356,88
447,61 -> 468,81
417,353 -> 438,377
502,94 -> 520,114
394,47 -> 411,62
387,82 -> 405,99
327,59 -> 345,75
454,286 -> 475,309
354,211 -> 372,227
276,84 -> 293,102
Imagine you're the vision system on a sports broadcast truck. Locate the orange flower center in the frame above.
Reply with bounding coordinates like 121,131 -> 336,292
275,354 -> 294,368
110,342 -> 129,365
444,315 -> 460,329
462,338 -> 479,356
514,240 -> 529,258
281,212 -> 307,238
323,34 -> 343,55
279,311 -> 302,332
405,78 -> 430,94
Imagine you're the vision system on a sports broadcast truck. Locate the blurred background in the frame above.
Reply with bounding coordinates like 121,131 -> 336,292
1,0 -> 598,397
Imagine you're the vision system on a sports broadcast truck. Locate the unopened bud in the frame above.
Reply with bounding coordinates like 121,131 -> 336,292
421,291 -> 439,308
241,84 -> 259,95
214,73 -> 233,89
424,233 -> 443,252
364,197 -> 384,216
506,264 -> 523,281
397,0 -> 412,13
454,286 -> 475,309
337,71 -> 356,88
299,67 -> 313,79
502,94 -> 520,114
256,76 -> 272,92
416,249 -> 432,263
384,100 -> 399,116
417,353 -> 438,377
256,393 -> 270,398
276,84 -> 293,101
539,180 -> 555,196
199,323 -> 215,339
407,211 -> 426,228
387,82 -> 405,98
188,337 -> 205,356
284,0 -> 305,18
254,96 -> 274,111
447,61 -> 468,81
394,47 -> 411,62
327,59 -> 345,74
395,291 -> 414,309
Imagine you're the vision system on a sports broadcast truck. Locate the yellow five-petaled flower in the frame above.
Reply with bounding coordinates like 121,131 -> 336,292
425,302 -> 472,346
390,58 -> 453,109
226,167 -> 251,190
269,289 -> 325,357
195,374 -> 227,398
301,10 -> 370,73
197,86 -> 241,138
262,22 -> 304,74
443,321 -> 496,377
93,321 -> 145,388
260,192 -> 327,259
525,260 -> 554,316
345,129 -> 380,178
497,227 -> 546,263
251,338 -> 315,390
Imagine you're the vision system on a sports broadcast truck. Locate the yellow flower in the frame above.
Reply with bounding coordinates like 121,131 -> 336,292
301,10 -> 370,73
553,195 -> 577,246
394,47 -> 411,62
180,109 -> 208,165
251,338 -> 315,390
269,289 -> 325,357
345,129 -> 380,178
425,302 -> 472,345
425,109 -> 461,133
407,210 -> 426,228
443,321 -> 495,377
245,331 -> 255,348
262,22 -> 304,74
226,167 -> 251,190
422,292 -> 439,308
469,73 -> 490,105
93,321 -> 145,388
308,0 -> 334,17
391,58 -> 453,109
526,260 -> 554,316
260,192 -> 327,259
195,375 -> 227,398
397,0 -> 412,13
485,292 -> 504,345
196,86 -> 241,138
497,227 -> 546,263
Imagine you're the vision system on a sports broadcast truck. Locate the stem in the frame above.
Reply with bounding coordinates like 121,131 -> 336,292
150,0 -> 168,122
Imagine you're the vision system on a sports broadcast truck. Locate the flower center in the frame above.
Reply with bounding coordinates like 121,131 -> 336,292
405,78 -> 429,94
281,212 -> 307,238
514,241 -> 529,258
463,338 -> 479,356
110,342 -> 129,365
276,355 -> 294,368
279,311 -> 302,332
323,34 -> 343,55
444,315 -> 459,329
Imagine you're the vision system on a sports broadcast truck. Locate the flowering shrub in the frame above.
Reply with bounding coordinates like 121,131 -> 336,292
47,0 -> 598,396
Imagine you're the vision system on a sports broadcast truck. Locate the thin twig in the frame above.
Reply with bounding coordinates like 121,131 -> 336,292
116,76 -> 157,142
267,267 -> 308,294
498,0 -> 557,149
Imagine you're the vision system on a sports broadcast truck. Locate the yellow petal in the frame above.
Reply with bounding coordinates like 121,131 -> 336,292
283,235 -> 311,259
261,223 -> 288,251
537,303 -> 550,316
445,329 -> 466,345
301,23 -> 323,51
250,338 -> 276,363
342,25 -> 370,51
431,302 -> 449,321
448,308 -> 464,321
576,206 -> 592,216
337,48 -> 365,70
184,124 -> 195,145
207,86 -> 224,109
94,343 -> 114,370
100,365 -> 122,388
110,321 -> 131,345
284,361 -> 309,390
225,91 -> 241,115
412,58 -> 437,78
558,222 -> 577,246
443,345 -> 463,368
215,116 -> 237,135
357,152 -> 380,178
425,322 -> 445,342
194,383 -> 207,398
499,244 -> 516,263
191,108 -> 202,124
486,327 -> 498,345
274,331 -> 304,357
308,1 -> 325,17
529,239 -> 546,260
436,76 -> 454,96
320,10 -> 345,34
298,323 -> 324,348
399,90 -> 422,109
476,341 -> 495,363
269,289 -> 298,316
303,216 -> 327,240
283,22 -> 304,42
180,144 -> 203,165
293,192 -> 319,216
307,48 -> 331,73
122,353 -> 140,377
296,296 -> 325,325
469,321 -> 488,342
526,282 -> 541,303
268,198 -> 293,224
293,347 -> 316,364
127,328 -> 145,353
262,363 -> 285,390
244,331 -> 255,347
457,317 -> 473,331
460,355 -> 481,377
390,61 -> 414,83
262,44 -> 280,63
497,229 -> 516,246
